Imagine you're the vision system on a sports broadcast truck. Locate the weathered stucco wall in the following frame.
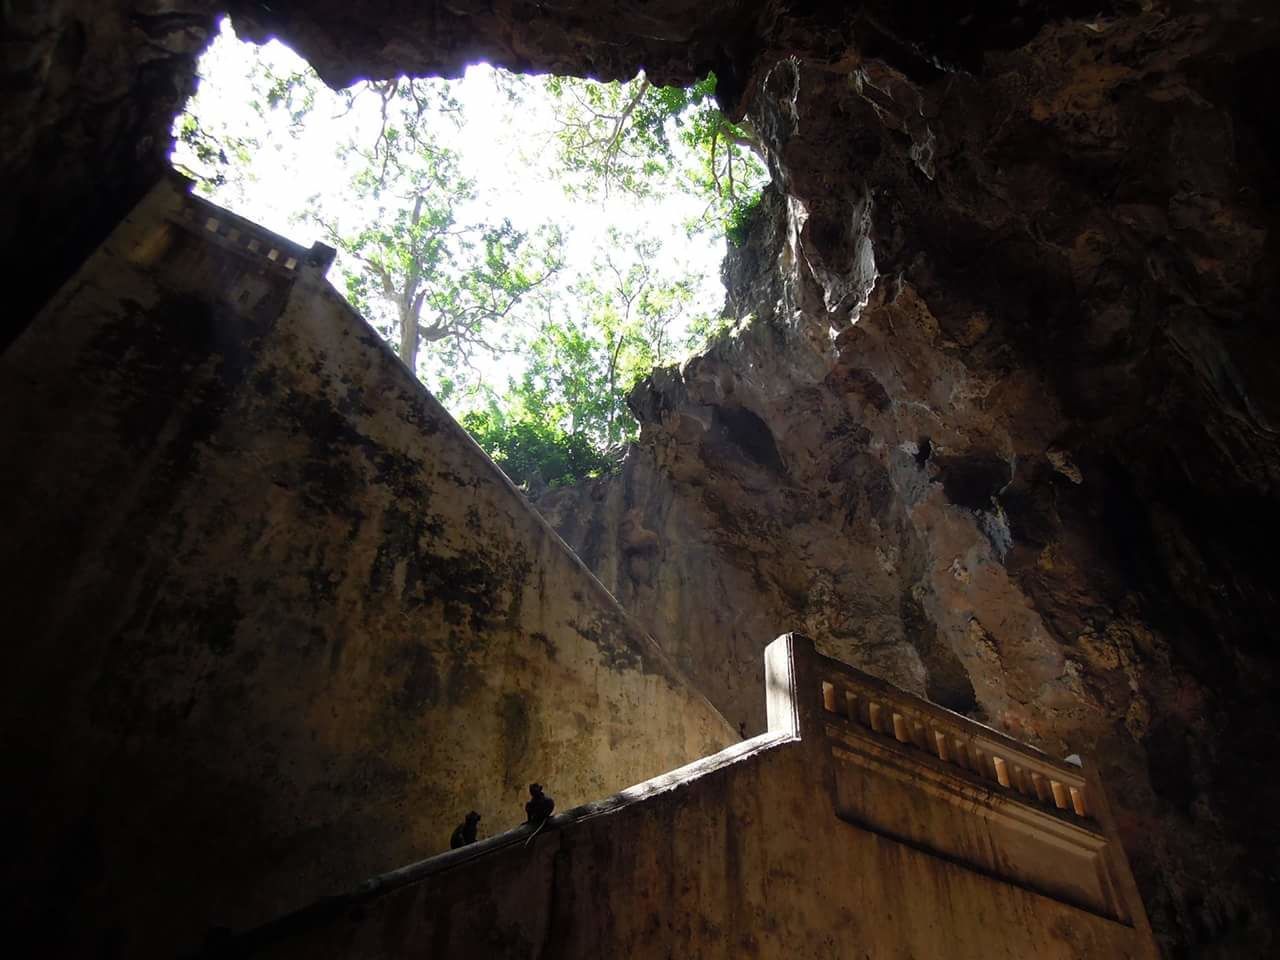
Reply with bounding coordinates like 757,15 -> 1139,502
0,178 -> 734,959
221,636 -> 1158,960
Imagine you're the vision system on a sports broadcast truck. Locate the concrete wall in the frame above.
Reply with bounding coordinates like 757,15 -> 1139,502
226,635 -> 1159,959
0,177 -> 734,958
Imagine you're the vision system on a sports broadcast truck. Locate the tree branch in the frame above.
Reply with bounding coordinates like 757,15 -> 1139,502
721,117 -> 765,160
709,123 -> 721,197
599,75 -> 650,194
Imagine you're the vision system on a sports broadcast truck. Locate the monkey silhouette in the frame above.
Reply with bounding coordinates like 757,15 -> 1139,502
523,783 -> 555,847
450,811 -> 481,849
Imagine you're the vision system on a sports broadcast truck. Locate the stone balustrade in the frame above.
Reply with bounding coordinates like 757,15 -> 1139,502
168,177 -> 336,276
816,657 -> 1092,821
200,632 -> 1158,958
799,637 -> 1139,926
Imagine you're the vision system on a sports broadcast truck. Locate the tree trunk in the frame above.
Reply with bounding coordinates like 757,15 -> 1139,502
398,303 -> 419,374
605,336 -> 624,440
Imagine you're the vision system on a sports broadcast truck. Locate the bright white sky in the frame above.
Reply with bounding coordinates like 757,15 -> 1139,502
173,18 -> 741,404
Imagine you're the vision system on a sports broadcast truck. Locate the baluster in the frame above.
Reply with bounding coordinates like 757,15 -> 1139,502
933,729 -> 950,762
868,701 -> 884,734
1069,785 -> 1088,817
821,681 -> 839,714
1031,771 -> 1050,804
992,756 -> 1011,788
1050,780 -> 1070,810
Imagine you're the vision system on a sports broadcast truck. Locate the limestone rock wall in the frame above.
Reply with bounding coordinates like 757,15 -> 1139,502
0,179 -> 734,959
539,17 -> 1280,953
1,0 -> 217,344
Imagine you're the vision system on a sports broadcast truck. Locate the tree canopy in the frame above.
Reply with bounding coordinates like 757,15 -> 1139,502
171,21 -> 769,490
537,71 -> 768,238
308,136 -> 564,381
461,229 -> 700,488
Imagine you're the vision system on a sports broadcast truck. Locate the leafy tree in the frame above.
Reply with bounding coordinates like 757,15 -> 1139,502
171,26 -> 731,492
543,72 -> 768,234
171,36 -> 267,197
462,231 -> 696,489
565,229 -> 693,441
296,71 -> 562,383
247,59 -> 317,133
684,311 -> 742,356
171,111 -> 258,193
724,189 -> 764,248
335,76 -> 462,185
460,406 -> 614,491
307,145 -> 563,379
173,30 -> 326,196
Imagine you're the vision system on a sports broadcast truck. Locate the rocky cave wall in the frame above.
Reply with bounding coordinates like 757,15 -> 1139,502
0,177 -> 733,958
1,1 -> 216,345
542,15 -> 1280,958
3,1 -> 1279,958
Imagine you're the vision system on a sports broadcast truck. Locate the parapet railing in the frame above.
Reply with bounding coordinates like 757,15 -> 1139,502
166,177 -> 336,276
813,649 -> 1093,823
196,632 -> 1155,956
795,635 -> 1151,931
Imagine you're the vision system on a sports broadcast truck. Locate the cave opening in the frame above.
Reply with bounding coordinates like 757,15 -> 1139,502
171,17 -> 770,493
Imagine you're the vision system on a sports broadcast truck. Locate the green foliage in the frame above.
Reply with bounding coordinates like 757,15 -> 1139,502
171,25 -> 741,494
461,408 -> 614,490
684,311 -> 741,356
725,190 -> 764,247
305,82 -> 563,381
543,71 -> 768,235
248,61 -> 316,132
458,230 -> 694,488
172,105 -> 258,193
